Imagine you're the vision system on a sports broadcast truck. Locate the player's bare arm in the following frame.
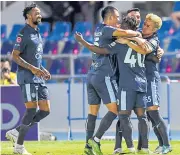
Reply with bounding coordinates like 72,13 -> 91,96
121,39 -> 164,62
74,32 -> 109,55
112,28 -> 141,38
127,37 -> 153,53
115,38 -> 147,54
12,50 -> 46,78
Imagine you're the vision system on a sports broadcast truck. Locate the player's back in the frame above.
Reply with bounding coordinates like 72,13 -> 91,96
107,42 -> 147,92
13,24 -> 44,84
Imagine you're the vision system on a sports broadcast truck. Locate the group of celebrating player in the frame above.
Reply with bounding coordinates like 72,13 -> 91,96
75,6 -> 172,155
5,3 -> 172,155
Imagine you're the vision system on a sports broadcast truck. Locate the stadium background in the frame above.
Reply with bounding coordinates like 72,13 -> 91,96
1,1 -> 180,142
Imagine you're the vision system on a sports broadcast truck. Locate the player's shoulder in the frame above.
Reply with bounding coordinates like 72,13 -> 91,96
17,25 -> 29,37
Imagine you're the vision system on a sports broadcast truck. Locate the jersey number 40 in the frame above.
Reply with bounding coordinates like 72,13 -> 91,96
124,48 -> 145,68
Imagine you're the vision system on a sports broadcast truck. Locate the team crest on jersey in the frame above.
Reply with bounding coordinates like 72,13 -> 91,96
31,93 -> 36,98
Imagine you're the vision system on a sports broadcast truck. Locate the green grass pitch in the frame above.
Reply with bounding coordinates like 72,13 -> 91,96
1,140 -> 180,155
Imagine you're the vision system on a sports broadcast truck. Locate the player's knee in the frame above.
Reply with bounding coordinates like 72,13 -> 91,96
137,114 -> 148,123
88,105 -> 100,116
118,113 -> 130,121
22,108 -> 37,125
147,110 -> 162,127
106,103 -> 118,114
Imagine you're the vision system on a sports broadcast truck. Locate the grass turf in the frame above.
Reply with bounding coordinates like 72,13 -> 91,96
1,140 -> 180,155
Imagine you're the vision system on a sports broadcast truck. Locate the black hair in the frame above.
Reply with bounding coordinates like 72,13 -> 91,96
23,3 -> 37,20
120,16 -> 137,31
127,8 -> 140,14
1,58 -> 10,63
101,6 -> 118,20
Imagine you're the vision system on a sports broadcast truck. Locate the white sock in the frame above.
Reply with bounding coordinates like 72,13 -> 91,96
15,143 -> 24,148
94,136 -> 100,143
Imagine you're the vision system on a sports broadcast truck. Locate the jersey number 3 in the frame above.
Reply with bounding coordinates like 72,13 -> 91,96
124,48 -> 145,68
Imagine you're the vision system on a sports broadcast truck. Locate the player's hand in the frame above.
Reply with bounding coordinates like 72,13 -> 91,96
74,32 -> 83,43
30,66 -> 46,78
115,38 -> 129,44
157,47 -> 164,59
42,68 -> 51,80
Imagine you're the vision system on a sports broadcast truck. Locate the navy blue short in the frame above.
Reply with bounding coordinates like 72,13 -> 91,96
117,87 -> 146,111
20,83 -> 49,103
145,78 -> 161,107
87,74 -> 118,105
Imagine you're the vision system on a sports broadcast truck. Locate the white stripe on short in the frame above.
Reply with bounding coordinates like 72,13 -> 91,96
121,90 -> 127,110
105,76 -> 116,103
151,81 -> 158,105
25,84 -> 31,102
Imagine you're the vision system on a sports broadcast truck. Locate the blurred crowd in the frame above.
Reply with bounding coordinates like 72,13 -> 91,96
1,1 -> 180,83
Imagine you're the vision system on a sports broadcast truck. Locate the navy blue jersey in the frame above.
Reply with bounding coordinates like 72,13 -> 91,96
144,33 -> 160,80
13,24 -> 45,84
88,24 -> 117,78
106,42 -> 147,92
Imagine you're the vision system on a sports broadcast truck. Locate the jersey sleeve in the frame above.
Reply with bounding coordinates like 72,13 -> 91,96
145,38 -> 159,60
102,26 -> 117,40
103,41 -> 118,55
147,38 -> 159,54
13,32 -> 26,53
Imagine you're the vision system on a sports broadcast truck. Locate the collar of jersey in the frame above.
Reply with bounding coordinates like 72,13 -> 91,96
26,24 -> 39,32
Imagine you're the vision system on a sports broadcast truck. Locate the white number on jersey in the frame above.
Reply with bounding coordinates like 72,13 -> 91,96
124,48 -> 136,67
124,48 -> 145,68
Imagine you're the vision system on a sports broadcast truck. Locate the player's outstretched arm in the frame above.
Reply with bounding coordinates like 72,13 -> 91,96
12,50 -> 46,78
74,32 -> 109,55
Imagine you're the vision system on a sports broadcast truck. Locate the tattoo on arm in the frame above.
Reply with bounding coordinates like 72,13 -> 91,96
13,53 -> 32,70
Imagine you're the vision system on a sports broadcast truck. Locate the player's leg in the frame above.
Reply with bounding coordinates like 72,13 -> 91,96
93,102 -> 117,141
118,89 -> 136,153
147,107 -> 172,154
12,84 -> 38,155
85,76 -> 101,155
134,106 -> 150,154
147,111 -> 164,153
113,120 -> 123,154
146,80 -> 171,154
137,92 -> 150,150
31,83 -> 50,124
89,76 -> 117,155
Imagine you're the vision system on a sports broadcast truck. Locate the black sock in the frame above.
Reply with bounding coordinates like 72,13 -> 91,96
114,120 -> 122,150
33,110 -> 50,122
138,115 -> 149,149
119,114 -> 134,148
16,126 -> 21,132
147,110 -> 170,146
85,114 -> 97,144
17,108 -> 36,145
17,124 -> 30,145
147,112 -> 163,146
95,111 -> 117,139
